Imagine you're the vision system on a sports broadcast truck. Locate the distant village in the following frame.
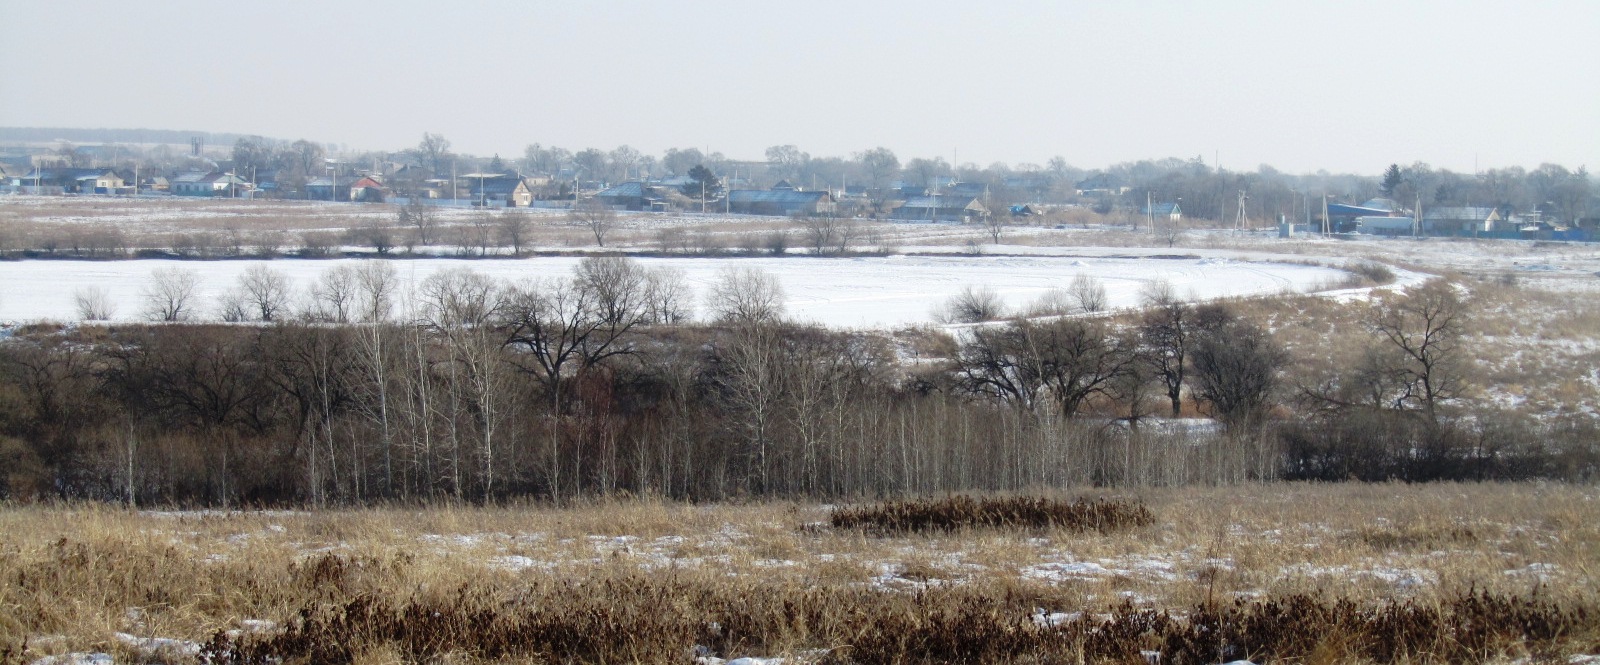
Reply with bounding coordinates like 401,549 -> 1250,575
2,131 -> 1595,241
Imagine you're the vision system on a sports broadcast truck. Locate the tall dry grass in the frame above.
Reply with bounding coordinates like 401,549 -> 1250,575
2,483 -> 1597,663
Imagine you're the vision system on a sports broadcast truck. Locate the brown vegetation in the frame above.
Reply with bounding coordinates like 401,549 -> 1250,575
2,484 -> 1598,664
829,496 -> 1156,534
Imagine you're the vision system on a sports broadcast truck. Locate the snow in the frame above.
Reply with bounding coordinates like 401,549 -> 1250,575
112,633 -> 200,658
28,655 -> 113,665
0,253 -> 1347,329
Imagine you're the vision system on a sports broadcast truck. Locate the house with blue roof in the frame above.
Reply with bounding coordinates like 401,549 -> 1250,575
1141,201 -> 1182,221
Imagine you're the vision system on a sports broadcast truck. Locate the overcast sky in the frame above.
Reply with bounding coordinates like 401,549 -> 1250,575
2,0 -> 1595,175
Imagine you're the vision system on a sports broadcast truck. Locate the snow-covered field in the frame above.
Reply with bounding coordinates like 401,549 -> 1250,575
0,253 -> 1350,328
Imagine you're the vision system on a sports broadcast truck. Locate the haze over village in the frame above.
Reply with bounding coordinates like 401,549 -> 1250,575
2,3 -> 1600,665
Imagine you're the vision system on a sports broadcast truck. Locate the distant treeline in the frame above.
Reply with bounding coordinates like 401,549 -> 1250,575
0,126 -> 282,148
1,259 -> 1593,505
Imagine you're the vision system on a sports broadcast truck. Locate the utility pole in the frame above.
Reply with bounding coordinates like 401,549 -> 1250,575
1322,193 -> 1331,235
1147,190 -> 1154,234
1414,194 -> 1422,237
1235,190 -> 1249,232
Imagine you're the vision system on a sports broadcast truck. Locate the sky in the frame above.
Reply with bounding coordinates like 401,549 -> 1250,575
1,0 -> 1596,175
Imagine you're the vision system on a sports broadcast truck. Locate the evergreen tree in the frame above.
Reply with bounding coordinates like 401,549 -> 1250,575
1380,163 -> 1404,197
682,164 -> 723,200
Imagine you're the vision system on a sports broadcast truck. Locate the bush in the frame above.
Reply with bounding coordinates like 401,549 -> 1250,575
936,285 -> 1007,323
830,496 -> 1155,534
1350,260 -> 1396,285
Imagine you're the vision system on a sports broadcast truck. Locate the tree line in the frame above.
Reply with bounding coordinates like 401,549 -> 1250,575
1,261 -> 1593,504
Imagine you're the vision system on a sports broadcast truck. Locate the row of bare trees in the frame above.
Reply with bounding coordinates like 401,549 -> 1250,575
1,270 -> 1592,504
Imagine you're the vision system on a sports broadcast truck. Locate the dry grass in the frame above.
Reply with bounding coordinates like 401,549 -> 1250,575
2,483 -> 1597,663
829,496 -> 1155,534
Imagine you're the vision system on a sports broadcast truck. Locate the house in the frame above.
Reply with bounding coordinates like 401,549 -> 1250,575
1422,206 -> 1502,236
727,188 -> 836,217
1141,202 -> 1182,221
350,176 -> 390,203
19,168 -> 124,194
141,175 -> 170,193
891,195 -> 989,223
304,175 -> 355,201
466,175 -> 533,207
1325,202 -> 1397,233
596,181 -> 672,211
1009,203 -> 1045,218
172,171 -> 252,197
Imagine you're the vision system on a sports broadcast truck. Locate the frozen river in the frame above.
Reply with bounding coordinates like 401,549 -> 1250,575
0,253 -> 1348,328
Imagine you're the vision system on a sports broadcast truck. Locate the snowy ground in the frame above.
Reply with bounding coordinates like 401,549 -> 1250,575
13,194 -> 1600,328
0,252 -> 1350,329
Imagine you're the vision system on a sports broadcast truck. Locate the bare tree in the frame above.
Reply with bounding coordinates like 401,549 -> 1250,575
1137,283 -> 1190,417
801,215 -> 840,255
398,197 -> 439,247
142,267 -> 200,322
854,147 -> 900,193
1369,279 -> 1470,425
497,212 -> 532,256
574,256 -> 647,326
352,217 -> 396,255
569,199 -> 617,247
1068,274 -> 1108,313
217,289 -> 250,323
239,264 -> 294,322
953,324 -> 1045,413
309,265 -> 358,323
713,323 -> 786,493
73,286 -> 116,321
354,261 -> 399,323
982,214 -> 1006,243
642,266 -> 693,325
419,267 -> 504,499
1025,318 -> 1137,420
413,133 -> 452,176
935,285 -> 1007,323
706,266 -> 785,325
1190,317 -> 1288,431
420,267 -> 500,328
1027,287 -> 1074,317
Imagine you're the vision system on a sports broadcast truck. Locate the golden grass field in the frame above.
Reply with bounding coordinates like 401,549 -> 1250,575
4,483 -> 1597,664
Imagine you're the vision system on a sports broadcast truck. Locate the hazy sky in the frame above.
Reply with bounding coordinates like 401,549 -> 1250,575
2,0 -> 1595,175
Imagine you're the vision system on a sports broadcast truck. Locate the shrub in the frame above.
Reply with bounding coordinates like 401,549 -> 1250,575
829,496 -> 1155,534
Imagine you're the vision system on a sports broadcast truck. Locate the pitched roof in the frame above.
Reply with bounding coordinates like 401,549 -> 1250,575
470,177 -> 526,195
899,195 -> 981,209
598,181 -> 647,198
728,189 -> 829,204
1423,206 -> 1499,220
174,171 -> 247,185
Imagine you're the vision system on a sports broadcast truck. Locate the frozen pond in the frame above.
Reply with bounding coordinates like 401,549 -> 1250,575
0,254 -> 1349,329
